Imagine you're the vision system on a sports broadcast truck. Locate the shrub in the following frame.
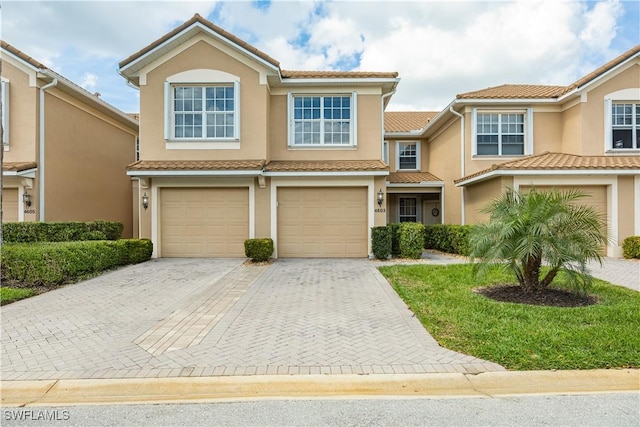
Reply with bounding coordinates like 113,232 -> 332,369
2,221 -> 123,243
622,236 -> 640,259
389,223 -> 401,256
424,224 -> 474,256
399,222 -> 425,259
0,239 -> 153,286
244,238 -> 274,262
371,226 -> 391,260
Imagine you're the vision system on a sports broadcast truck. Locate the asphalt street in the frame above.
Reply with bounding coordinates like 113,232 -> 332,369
3,393 -> 639,426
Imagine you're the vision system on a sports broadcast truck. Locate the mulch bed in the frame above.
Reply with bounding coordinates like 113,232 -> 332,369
475,285 -> 598,307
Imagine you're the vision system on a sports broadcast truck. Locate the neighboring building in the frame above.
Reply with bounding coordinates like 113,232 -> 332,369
387,45 -> 640,257
120,14 -> 397,258
1,41 -> 139,237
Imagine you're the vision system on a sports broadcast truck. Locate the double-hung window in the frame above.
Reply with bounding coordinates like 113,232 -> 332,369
289,93 -> 355,146
475,112 -> 525,156
397,142 -> 419,170
173,85 -> 236,140
399,197 -> 418,222
611,103 -> 640,149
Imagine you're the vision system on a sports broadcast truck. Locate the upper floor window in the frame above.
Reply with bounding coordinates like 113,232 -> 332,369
476,112 -> 525,156
172,85 -> 237,140
288,93 -> 356,147
611,103 -> 640,149
1,80 -> 9,146
397,142 -> 419,170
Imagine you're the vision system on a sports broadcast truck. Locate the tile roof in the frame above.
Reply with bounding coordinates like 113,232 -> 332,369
456,84 -> 567,99
387,172 -> 442,183
281,70 -> 398,79
119,14 -> 280,69
2,162 -> 38,172
455,45 -> 640,100
0,40 -> 48,69
385,111 -> 439,132
127,160 -> 265,171
264,160 -> 388,172
455,152 -> 640,184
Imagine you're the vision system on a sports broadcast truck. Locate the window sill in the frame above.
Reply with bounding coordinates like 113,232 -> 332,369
166,140 -> 240,150
472,155 -> 527,160
288,145 -> 357,150
605,149 -> 640,155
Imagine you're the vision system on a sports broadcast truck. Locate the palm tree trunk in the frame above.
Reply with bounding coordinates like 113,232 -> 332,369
522,255 -> 542,293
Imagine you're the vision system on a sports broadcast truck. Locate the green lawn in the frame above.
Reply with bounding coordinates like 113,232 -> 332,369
0,287 -> 37,305
379,263 -> 640,370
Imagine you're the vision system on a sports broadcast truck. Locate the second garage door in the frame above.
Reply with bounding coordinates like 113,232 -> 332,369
160,188 -> 249,257
277,187 -> 368,258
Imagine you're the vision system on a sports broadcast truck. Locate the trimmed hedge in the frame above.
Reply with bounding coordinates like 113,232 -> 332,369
244,238 -> 274,262
424,224 -> 474,256
1,239 -> 152,286
371,226 -> 392,260
622,236 -> 640,259
399,222 -> 425,259
2,221 -> 123,243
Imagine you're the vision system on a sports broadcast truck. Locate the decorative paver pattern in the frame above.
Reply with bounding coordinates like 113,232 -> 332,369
1,257 -> 503,381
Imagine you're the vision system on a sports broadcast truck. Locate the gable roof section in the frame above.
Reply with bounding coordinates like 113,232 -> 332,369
0,40 -> 48,69
265,160 -> 388,173
119,14 -> 280,72
385,111 -> 439,133
456,84 -> 567,100
455,152 -> 640,186
387,172 -> 442,183
3,162 -> 38,173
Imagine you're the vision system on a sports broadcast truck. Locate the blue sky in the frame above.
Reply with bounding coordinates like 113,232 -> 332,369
2,1 -> 639,113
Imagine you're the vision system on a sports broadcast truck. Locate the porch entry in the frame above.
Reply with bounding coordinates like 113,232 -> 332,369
389,193 -> 441,225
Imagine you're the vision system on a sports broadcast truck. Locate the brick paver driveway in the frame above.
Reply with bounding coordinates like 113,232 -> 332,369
1,258 -> 503,380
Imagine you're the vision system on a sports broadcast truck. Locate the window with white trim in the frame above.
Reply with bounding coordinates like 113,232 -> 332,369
475,112 -> 525,156
397,142 -> 419,170
399,197 -> 418,222
1,80 -> 9,146
611,103 -> 640,149
171,85 -> 237,140
289,93 -> 356,146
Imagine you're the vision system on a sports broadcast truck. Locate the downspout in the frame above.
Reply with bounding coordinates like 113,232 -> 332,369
38,78 -> 58,222
449,105 -> 465,225
381,88 -> 396,225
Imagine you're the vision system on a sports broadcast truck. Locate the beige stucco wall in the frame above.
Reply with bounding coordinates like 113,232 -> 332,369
464,176 -> 512,225
2,61 -> 38,163
268,93 -> 384,161
384,138 -> 428,173
43,89 -> 137,237
140,40 -> 269,161
426,117 -> 462,224
254,176 -> 271,238
617,175 -> 635,242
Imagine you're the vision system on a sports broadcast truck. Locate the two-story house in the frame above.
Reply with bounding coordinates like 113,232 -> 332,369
1,41 -> 139,237
385,45 -> 640,257
120,14 -> 397,258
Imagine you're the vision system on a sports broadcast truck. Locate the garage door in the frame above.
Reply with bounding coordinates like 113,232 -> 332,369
2,188 -> 19,222
277,187 -> 368,258
160,188 -> 249,257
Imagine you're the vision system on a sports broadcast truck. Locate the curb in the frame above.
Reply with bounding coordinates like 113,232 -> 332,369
1,369 -> 638,406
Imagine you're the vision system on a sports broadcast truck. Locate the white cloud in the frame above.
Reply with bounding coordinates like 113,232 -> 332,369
80,72 -> 98,91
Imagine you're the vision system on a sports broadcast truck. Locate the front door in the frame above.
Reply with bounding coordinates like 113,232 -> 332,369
422,200 -> 441,225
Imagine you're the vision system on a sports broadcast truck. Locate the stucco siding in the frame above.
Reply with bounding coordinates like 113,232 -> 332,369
2,61 -> 38,163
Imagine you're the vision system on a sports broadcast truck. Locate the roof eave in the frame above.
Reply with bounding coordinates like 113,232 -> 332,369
455,168 -> 640,187
127,169 -> 262,177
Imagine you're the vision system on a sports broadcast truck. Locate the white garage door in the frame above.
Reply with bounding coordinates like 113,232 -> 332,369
2,188 -> 19,222
160,188 -> 249,257
277,187 -> 368,258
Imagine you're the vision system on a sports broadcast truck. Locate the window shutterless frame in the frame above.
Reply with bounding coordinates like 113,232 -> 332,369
471,108 -> 533,156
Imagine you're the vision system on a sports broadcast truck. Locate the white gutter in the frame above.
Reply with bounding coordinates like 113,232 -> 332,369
264,171 -> 390,177
38,78 -> 58,221
455,168 -> 640,187
449,105 -> 465,225
381,88 -> 396,161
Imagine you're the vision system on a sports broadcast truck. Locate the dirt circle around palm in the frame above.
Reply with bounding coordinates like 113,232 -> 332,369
475,285 -> 598,307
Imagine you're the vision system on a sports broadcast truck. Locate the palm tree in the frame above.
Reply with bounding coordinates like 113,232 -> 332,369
469,187 -> 608,294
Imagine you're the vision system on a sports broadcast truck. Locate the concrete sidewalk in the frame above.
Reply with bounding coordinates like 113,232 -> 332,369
1,370 -> 638,406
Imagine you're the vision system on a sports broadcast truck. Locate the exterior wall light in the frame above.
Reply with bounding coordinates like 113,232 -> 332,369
377,189 -> 384,207
23,192 -> 32,208
141,192 -> 149,210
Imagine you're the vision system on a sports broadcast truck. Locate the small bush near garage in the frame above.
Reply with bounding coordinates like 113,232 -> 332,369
399,222 -> 425,259
424,224 -> 474,256
0,239 -> 153,287
2,220 -> 123,243
244,238 -> 274,262
371,226 -> 392,260
389,223 -> 401,256
622,236 -> 640,259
